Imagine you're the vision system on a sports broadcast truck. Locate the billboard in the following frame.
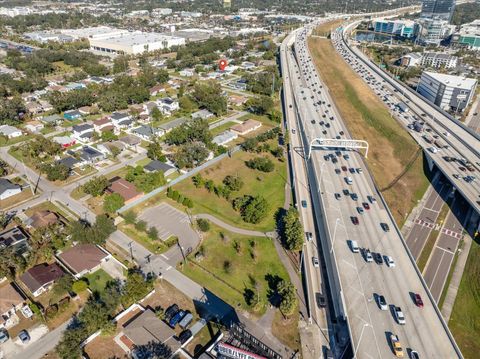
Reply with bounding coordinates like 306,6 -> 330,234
217,343 -> 267,359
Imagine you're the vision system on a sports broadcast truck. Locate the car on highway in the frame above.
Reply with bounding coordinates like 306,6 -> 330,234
357,206 -> 364,214
373,252 -> 383,264
18,330 -> 30,344
349,167 -> 355,174
410,350 -> 420,359
376,294 -> 387,310
348,240 -> 359,253
305,232 -> 313,242
334,193 -> 341,200
414,293 -> 424,308
362,202 -> 370,210
335,168 -> 341,174
345,176 -> 353,185
356,168 -> 363,174
389,334 -> 404,357
341,166 -> 347,172
351,216 -> 359,225
344,154 -> 350,160
343,189 -> 350,196
363,249 -> 373,262
301,200 -> 307,208
394,306 -> 406,325
292,128 -> 296,134
385,256 -> 396,267
380,222 -> 390,232
368,195 -> 377,204
351,193 -> 358,201
312,257 -> 320,268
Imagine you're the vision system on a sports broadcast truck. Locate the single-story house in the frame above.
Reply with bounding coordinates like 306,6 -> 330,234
52,136 -> 76,148
149,84 -> 166,96
65,82 -> 86,91
107,177 -> 143,203
0,282 -> 25,329
159,117 -> 188,134
20,263 -> 64,297
110,112 -> 133,130
97,141 -> 125,156
0,227 -> 29,255
78,106 -> 92,115
78,146 -> 105,164
57,244 -> 110,278
39,114 -> 62,125
119,135 -> 142,150
0,178 -> 22,200
0,125 -> 22,139
24,120 -> 44,133
117,308 -> 181,357
57,156 -> 80,169
26,210 -> 60,230
212,130 -> 238,146
179,69 -> 195,77
144,160 -> 176,176
38,100 -> 53,112
229,94 -> 248,106
25,101 -> 44,115
93,117 -> 114,133
230,119 -> 262,135
131,125 -> 163,141
63,110 -> 83,121
191,109 -> 214,120
72,124 -> 94,143
158,97 -> 179,114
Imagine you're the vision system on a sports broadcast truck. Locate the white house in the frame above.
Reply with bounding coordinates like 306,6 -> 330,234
110,112 -> 134,130
213,130 -> 238,146
24,120 -> 44,133
179,69 -> 195,77
0,178 -> 22,200
72,124 -> 94,143
158,97 -> 179,115
0,125 -> 22,139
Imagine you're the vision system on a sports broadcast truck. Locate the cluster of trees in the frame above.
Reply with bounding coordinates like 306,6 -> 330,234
125,165 -> 166,193
0,96 -> 26,126
146,140 -> 167,162
245,95 -> 274,115
166,187 -> 194,208
280,208 -> 303,251
69,214 -> 116,246
174,37 -> 236,69
196,218 -> 210,232
0,73 -> 47,98
83,176 -> 110,197
173,142 -> 210,169
245,66 -> 281,96
41,163 -> 69,181
56,270 -> 155,359
19,135 -> 62,159
192,173 -> 244,201
242,127 -> 281,152
192,80 -> 227,116
123,211 -> 160,241
452,3 -> 480,25
165,119 -> 212,146
277,279 -> 297,317
246,156 -> 275,172
232,195 -> 269,224
103,193 -> 125,214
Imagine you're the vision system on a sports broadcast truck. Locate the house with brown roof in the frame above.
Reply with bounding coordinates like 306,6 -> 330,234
107,177 -> 143,203
114,308 -> 180,357
93,117 -> 114,134
230,119 -> 262,135
149,84 -> 166,96
0,282 -> 25,329
57,244 -> 110,278
20,263 -> 64,297
26,210 -> 60,230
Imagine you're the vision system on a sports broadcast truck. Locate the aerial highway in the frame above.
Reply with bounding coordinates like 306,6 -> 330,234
281,16 -> 463,359
336,22 -> 480,216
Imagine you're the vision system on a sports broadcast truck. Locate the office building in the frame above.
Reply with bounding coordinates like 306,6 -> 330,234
89,32 -> 185,55
421,0 -> 455,22
421,52 -> 458,69
454,19 -> 480,50
418,18 -> 455,45
417,71 -> 478,112
371,18 -> 419,39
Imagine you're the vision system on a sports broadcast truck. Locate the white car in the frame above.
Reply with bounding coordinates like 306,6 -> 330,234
385,256 -> 396,267
306,232 -> 313,242
428,146 -> 438,154
394,306 -> 406,325
312,257 -> 320,268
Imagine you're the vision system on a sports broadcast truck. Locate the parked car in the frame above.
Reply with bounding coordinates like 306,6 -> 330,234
0,329 -> 9,344
18,330 -> 30,344
169,310 -> 186,328
165,304 -> 179,322
380,223 -> 390,232
178,329 -> 192,344
301,200 -> 307,208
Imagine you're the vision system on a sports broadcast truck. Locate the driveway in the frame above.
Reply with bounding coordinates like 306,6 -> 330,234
1,324 -> 49,359
101,257 -> 126,280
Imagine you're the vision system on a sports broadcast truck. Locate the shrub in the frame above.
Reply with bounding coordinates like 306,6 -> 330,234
147,226 -> 159,240
135,220 -> 147,232
246,157 -> 274,172
72,280 -> 88,294
123,210 -> 137,225
196,218 -> 210,232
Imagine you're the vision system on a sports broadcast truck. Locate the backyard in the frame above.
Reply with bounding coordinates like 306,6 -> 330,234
308,31 -> 429,224
84,269 -> 113,295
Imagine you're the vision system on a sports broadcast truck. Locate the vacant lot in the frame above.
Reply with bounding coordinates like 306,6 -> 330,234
171,148 -> 286,232
308,33 -> 429,223
180,224 -> 289,315
449,240 -> 480,358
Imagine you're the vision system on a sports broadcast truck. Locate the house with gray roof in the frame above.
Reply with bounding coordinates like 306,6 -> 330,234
0,178 -> 21,200
144,160 -> 176,176
0,125 -> 22,139
131,125 -> 163,141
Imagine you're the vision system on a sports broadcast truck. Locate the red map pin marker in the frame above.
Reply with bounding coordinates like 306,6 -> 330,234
219,59 -> 228,71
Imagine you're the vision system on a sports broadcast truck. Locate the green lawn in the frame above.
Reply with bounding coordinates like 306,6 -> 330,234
85,269 -> 113,295
449,239 -> 480,359
0,134 -> 32,147
210,121 -> 237,136
180,224 -> 290,314
171,148 -> 286,232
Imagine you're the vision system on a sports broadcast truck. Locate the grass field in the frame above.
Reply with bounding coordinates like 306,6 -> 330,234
85,269 -> 113,295
210,121 -> 238,136
180,224 -> 289,315
308,33 -> 429,224
449,239 -> 480,358
171,148 -> 286,232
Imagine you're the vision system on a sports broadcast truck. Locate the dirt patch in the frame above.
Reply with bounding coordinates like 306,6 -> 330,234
84,335 -> 127,359
308,33 -> 429,223
271,309 -> 301,351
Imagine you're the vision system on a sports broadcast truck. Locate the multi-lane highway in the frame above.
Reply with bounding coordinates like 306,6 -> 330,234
335,22 -> 480,216
281,16 -> 463,359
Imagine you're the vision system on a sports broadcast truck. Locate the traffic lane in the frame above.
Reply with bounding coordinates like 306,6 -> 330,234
423,246 -> 454,302
407,224 -> 434,259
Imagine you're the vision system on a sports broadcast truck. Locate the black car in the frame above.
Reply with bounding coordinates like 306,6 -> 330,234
380,223 -> 390,232
373,252 -> 383,264
165,304 -> 179,321
351,193 -> 358,201
325,123 -> 331,128
335,168 -> 341,174
316,292 -> 326,308
343,189 -> 350,196
331,157 -> 338,164
178,329 -> 192,344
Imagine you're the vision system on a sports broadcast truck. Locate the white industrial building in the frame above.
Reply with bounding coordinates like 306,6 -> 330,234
60,26 -> 130,41
89,32 -> 185,55
417,71 -> 478,112
421,52 -> 458,69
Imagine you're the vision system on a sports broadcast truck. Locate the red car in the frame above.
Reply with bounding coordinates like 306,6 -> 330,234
362,202 -> 370,210
414,293 -> 424,308
341,166 -> 348,172
351,216 -> 359,225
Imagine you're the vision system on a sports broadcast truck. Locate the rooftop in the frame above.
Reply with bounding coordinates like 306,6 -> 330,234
422,71 -> 477,89
20,263 -> 64,294
58,244 -> 109,275
107,177 -> 142,202
0,283 -> 24,315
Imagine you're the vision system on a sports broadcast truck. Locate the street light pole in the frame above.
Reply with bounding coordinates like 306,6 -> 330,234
128,241 -> 134,261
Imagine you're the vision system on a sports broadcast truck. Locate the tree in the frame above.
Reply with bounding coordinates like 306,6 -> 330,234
246,157 -> 274,172
135,341 -> 172,359
101,130 -> 117,142
179,95 -> 196,112
192,80 -> 227,115
173,142 -> 210,169
233,195 -> 269,224
53,275 -> 73,296
196,218 -> 210,232
277,279 -> 297,316
123,210 -> 137,225
246,95 -> 274,115
147,226 -> 159,240
41,163 -> 69,181
72,280 -> 88,294
91,214 -> 116,244
82,176 -> 109,197
135,220 -> 147,232
125,165 -> 166,193
151,106 -> 163,122
269,109 -> 282,123
282,208 -> 303,251
103,193 -> 125,213
165,119 -> 212,146
112,54 -> 129,73
147,141 -> 167,162
223,175 -> 244,191
121,270 -> 154,308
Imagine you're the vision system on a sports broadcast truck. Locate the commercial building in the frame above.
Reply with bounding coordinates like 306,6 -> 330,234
90,32 -> 185,55
418,18 -> 455,45
421,0 -> 455,22
401,53 -> 423,67
454,19 -> 480,50
421,52 -> 458,69
60,26 -> 130,41
371,18 -> 419,39
417,71 -> 478,112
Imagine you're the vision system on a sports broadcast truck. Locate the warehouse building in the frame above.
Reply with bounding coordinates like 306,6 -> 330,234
89,32 -> 185,55
417,71 -> 477,112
